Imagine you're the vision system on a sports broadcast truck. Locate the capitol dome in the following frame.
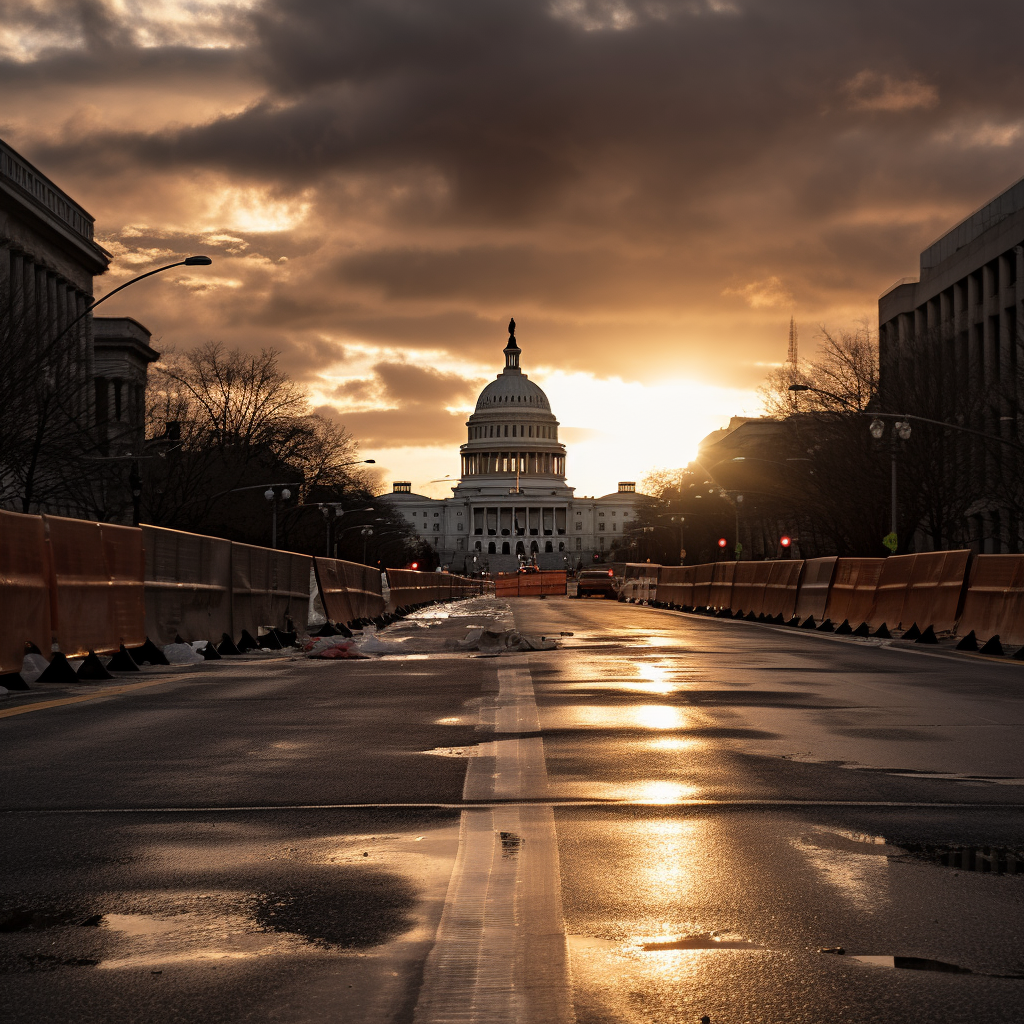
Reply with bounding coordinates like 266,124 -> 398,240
456,319 -> 568,494
474,373 -> 551,412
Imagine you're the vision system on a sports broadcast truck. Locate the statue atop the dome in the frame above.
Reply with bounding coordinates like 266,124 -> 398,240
508,317 -> 516,338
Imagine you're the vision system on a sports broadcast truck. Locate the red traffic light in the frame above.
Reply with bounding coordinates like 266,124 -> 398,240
411,561 -> 419,569
780,536 -> 791,548
717,538 -> 727,548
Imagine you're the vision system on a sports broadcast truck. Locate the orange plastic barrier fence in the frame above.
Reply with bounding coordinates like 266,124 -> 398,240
729,561 -> 773,615
314,557 -> 385,626
0,510 -> 52,673
386,568 -> 440,608
708,561 -> 736,610
956,555 -> 1024,645
868,553 -> 916,629
43,515 -> 145,657
903,550 -> 971,633
692,563 -> 716,609
657,565 -> 694,607
824,558 -> 885,626
232,544 -> 311,636
495,571 -> 567,597
762,560 -> 805,620
142,525 -> 233,644
793,557 -> 838,623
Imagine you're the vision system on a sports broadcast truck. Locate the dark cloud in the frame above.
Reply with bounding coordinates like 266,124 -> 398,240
7,0 -> 1024,395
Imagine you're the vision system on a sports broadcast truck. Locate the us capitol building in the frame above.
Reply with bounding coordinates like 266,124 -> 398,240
380,320 -> 645,574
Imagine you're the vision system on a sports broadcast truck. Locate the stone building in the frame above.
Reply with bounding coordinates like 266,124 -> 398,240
380,322 -> 645,573
879,174 -> 1024,551
1,136 -> 156,520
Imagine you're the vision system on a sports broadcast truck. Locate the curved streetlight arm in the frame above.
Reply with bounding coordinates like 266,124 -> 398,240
44,256 -> 212,358
788,385 -> 1024,453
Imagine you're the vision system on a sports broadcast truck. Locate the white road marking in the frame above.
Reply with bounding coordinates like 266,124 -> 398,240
413,662 -> 576,1024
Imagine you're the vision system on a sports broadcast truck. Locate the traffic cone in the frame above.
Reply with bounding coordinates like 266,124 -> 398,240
130,638 -> 170,666
955,631 -> 978,651
871,623 -> 891,639
902,623 -> 922,641
77,651 -> 113,680
914,625 -> 938,645
217,633 -> 241,656
852,622 -> 870,637
835,619 -> 853,634
200,640 -> 222,660
107,644 -> 141,671
980,635 -> 1004,656
38,652 -> 79,683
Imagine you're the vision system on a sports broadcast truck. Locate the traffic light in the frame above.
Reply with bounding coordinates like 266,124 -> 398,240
717,538 -> 727,548
780,536 -> 792,559
780,536 -> 791,548
411,561 -> 419,569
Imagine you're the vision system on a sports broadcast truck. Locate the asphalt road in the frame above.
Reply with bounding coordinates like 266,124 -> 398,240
3,596 -> 1024,1023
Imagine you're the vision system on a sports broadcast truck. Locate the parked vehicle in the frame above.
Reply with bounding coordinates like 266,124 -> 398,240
575,568 -> 618,599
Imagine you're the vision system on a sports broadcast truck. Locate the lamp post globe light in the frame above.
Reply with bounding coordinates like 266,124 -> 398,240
264,486 -> 293,548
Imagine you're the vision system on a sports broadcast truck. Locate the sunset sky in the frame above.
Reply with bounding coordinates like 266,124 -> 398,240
5,0 -> 1024,498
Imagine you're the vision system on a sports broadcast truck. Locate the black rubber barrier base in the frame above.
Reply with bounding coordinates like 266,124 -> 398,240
902,623 -> 922,641
237,630 -> 260,653
980,635 -> 1004,656
0,671 -> 30,691
852,622 -> 870,637
107,645 -> 141,671
817,619 -> 835,632
914,625 -> 938,645
800,616 -> 816,629
201,640 -> 222,660
956,630 -> 978,651
256,630 -> 283,650
835,619 -> 853,635
37,652 -> 80,684
871,623 -> 892,639
77,651 -> 113,680
217,633 -> 242,656
130,638 -> 170,666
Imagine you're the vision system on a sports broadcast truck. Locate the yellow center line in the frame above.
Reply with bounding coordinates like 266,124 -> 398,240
0,676 -> 177,719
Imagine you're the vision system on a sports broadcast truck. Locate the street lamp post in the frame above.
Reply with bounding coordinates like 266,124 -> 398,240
264,485 -> 296,549
869,416 -> 912,552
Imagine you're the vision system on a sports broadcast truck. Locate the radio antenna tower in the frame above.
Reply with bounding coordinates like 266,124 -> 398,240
787,316 -> 798,366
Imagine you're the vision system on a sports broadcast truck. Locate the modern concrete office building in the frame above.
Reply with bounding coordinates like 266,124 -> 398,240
380,322 -> 645,573
879,175 -> 1024,551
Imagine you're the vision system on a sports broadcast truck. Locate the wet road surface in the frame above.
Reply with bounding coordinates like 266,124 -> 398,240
3,596 -> 1024,1022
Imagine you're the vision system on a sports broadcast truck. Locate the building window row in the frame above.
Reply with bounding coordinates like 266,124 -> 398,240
469,423 -> 557,440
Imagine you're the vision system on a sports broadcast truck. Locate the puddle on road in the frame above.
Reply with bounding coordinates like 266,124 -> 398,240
846,954 -> 1024,978
641,933 -> 762,951
542,704 -> 688,732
